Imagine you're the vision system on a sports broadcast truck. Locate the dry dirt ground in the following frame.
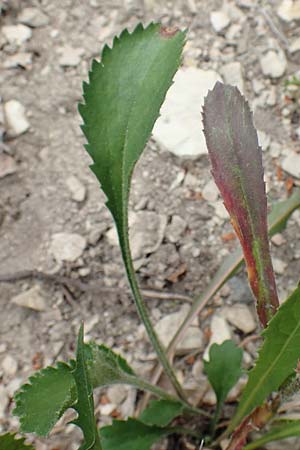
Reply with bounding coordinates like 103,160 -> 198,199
0,0 -> 300,449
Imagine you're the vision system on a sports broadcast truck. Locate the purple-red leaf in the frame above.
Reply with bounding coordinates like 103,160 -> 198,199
203,82 -> 279,327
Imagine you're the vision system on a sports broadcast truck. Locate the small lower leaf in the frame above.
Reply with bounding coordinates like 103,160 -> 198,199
13,361 -> 76,436
204,340 -> 243,407
100,418 -> 169,450
72,325 -> 102,450
85,343 -> 134,388
139,399 -> 183,426
243,420 -> 300,450
0,433 -> 35,449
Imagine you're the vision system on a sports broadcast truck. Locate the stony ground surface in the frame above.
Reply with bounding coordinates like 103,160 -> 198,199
0,0 -> 300,449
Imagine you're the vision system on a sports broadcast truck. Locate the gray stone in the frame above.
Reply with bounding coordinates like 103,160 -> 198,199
66,175 -> 86,202
290,37 -> 300,54
2,354 -> 18,376
202,179 -> 219,202
204,315 -> 231,360
58,46 -> 84,67
4,100 -> 30,137
271,233 -> 286,246
214,201 -> 229,220
270,141 -> 282,158
221,304 -> 256,334
18,7 -> 49,28
153,68 -> 222,157
155,305 -> 204,352
282,153 -> 300,178
0,154 -> 17,178
165,215 -> 186,243
99,402 -> 116,416
50,232 -> 87,262
260,50 -> 287,78
2,24 -> 32,45
257,130 -> 271,151
273,257 -> 287,275
107,385 -> 129,405
3,52 -> 32,69
12,285 -> 48,311
220,62 -> 244,94
210,10 -> 231,33
277,0 -> 300,22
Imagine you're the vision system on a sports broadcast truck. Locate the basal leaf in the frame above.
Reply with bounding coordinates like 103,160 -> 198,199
229,287 -> 300,432
72,326 -> 102,450
204,340 -> 243,433
100,418 -> 168,450
139,399 -> 183,427
79,22 -> 185,245
204,340 -> 243,406
203,82 -> 279,327
0,433 -> 35,450
13,361 -> 76,436
243,421 -> 300,450
79,22 -> 186,398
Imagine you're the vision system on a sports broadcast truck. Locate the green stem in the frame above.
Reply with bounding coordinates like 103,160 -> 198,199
210,403 -> 222,438
121,229 -> 187,402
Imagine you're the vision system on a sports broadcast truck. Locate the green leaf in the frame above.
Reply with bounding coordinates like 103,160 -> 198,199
79,22 -> 185,243
79,22 -> 187,399
85,342 -> 183,404
165,189 -> 300,361
13,341 -> 182,438
72,326 -> 102,450
229,287 -> 300,432
100,418 -> 168,450
204,340 -> 243,406
85,343 -> 134,387
204,340 -> 243,433
139,399 -> 184,426
0,434 -> 35,450
203,82 -> 279,327
243,421 -> 300,450
13,361 -> 76,436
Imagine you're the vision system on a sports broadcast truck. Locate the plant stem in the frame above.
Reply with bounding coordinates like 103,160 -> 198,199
135,377 -> 210,417
120,228 -> 187,402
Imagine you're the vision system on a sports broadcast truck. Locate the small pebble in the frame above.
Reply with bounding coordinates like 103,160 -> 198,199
4,100 -> 30,137
0,154 -> 17,178
2,24 -> 32,45
210,10 -> 231,33
66,175 -> 86,202
12,285 -> 47,312
58,46 -> 85,67
202,179 -> 219,202
273,257 -> 287,275
260,50 -> 287,78
50,232 -> 87,262
282,153 -> 300,178
277,0 -> 300,22
2,354 -> 18,377
18,7 -> 49,28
